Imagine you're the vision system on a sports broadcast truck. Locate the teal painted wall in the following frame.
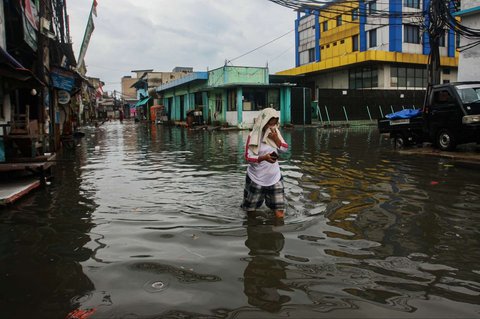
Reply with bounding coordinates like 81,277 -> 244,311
208,66 -> 269,87
236,88 -> 243,124
157,66 -> 295,125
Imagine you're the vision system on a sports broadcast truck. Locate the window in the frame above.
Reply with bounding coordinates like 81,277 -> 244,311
242,89 -> 268,111
336,15 -> 342,27
267,89 -> 280,110
404,0 -> 420,9
404,25 -> 420,44
308,48 -> 315,62
215,94 -> 222,114
194,92 -> 204,111
439,31 -> 446,47
433,90 -> 453,105
391,65 -> 427,88
352,35 -> 359,51
367,1 -> 377,15
369,29 -> 377,48
322,21 -> 328,32
352,8 -> 359,21
349,66 -> 378,89
227,89 -> 236,111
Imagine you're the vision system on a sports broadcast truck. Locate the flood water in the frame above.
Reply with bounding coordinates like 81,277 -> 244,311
1,120 -> 480,319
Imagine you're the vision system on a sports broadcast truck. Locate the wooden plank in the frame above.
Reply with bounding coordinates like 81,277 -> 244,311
0,178 -> 41,205
0,153 -> 56,172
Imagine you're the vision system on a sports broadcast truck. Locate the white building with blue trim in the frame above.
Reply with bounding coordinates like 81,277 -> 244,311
278,0 -> 459,90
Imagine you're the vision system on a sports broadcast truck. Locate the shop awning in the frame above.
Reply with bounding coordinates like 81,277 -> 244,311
0,47 -> 45,87
134,96 -> 151,108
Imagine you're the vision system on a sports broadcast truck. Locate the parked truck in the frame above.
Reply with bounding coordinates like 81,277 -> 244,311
378,82 -> 480,151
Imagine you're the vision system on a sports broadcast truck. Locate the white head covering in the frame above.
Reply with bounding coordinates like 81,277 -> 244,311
248,108 -> 285,155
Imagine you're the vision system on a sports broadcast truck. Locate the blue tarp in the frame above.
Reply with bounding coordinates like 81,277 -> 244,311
386,108 -> 422,119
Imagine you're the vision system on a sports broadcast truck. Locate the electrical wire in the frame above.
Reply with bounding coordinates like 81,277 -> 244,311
226,29 -> 294,64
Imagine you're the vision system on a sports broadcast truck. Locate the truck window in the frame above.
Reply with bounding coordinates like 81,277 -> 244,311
454,85 -> 480,115
455,86 -> 480,104
432,90 -> 454,108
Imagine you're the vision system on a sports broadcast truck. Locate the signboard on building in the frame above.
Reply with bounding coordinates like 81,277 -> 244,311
57,90 -> 71,104
19,0 -> 39,51
51,67 -> 75,91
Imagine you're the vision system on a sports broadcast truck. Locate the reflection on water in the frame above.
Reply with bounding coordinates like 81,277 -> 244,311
0,121 -> 479,318
243,219 -> 290,313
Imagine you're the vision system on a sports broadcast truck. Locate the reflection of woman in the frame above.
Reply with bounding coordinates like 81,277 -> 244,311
243,220 -> 291,312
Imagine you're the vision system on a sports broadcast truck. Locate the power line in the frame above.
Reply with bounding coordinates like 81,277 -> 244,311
226,29 -> 294,64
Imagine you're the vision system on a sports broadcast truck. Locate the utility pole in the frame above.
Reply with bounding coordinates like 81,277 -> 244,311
427,0 -> 442,87
424,0 -> 444,109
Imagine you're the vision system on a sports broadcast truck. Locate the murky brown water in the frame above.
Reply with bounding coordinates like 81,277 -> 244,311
1,121 -> 479,319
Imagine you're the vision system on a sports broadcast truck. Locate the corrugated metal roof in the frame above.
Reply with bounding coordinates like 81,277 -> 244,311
134,96 -> 151,108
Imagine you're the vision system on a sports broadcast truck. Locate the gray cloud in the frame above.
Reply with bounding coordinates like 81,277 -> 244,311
68,0 -> 295,93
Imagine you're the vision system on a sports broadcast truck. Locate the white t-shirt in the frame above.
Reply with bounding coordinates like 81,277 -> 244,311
245,133 -> 289,187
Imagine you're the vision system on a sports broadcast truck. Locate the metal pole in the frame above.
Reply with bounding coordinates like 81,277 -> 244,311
317,105 -> 323,124
390,105 -> 395,114
366,105 -> 372,121
303,88 -> 306,125
342,106 -> 349,122
378,105 -> 384,118
324,105 -> 331,124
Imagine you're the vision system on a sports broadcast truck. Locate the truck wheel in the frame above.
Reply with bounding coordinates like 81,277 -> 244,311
436,129 -> 456,151
394,134 -> 406,148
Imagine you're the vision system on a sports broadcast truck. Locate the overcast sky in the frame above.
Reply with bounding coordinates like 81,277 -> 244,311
67,0 -> 297,94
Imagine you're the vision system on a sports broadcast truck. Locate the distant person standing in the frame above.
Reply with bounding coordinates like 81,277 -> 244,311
119,110 -> 124,123
241,108 -> 289,220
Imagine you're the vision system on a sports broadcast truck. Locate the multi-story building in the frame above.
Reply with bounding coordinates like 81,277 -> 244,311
277,0 -> 459,121
125,68 -> 193,120
454,0 -> 480,81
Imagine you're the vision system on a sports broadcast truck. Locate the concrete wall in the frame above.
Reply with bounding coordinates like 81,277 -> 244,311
457,1 -> 480,81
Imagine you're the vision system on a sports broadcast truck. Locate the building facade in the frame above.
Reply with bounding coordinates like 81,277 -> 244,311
156,66 -> 294,127
276,0 -> 459,121
455,0 -> 480,81
126,68 -> 194,120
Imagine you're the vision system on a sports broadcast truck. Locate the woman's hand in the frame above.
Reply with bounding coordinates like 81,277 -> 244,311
259,152 -> 277,163
268,128 -> 282,147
